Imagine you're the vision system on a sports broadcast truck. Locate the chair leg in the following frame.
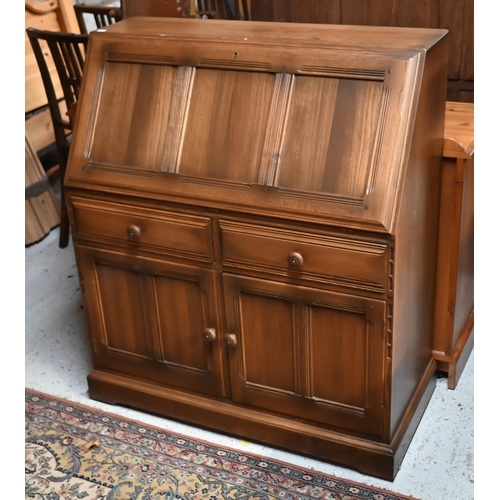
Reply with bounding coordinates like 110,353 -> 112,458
59,189 -> 70,248
58,161 -> 70,248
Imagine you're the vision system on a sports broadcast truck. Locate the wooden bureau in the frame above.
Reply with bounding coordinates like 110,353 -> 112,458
65,18 -> 449,480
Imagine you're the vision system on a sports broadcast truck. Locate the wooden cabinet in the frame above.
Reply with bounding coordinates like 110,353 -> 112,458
66,18 -> 449,481
223,274 -> 387,436
433,102 -> 474,389
72,196 -> 226,396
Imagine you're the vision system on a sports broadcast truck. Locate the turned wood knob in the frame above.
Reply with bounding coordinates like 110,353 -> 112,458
224,334 -> 238,347
127,225 -> 141,240
287,252 -> 304,267
202,328 -> 217,342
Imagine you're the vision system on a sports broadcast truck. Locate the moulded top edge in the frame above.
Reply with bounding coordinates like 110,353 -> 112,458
97,17 -> 448,53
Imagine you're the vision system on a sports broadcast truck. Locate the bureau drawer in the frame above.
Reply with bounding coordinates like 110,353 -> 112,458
71,198 -> 214,262
220,220 -> 389,293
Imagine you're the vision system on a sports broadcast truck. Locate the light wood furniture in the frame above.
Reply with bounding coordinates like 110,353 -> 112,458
65,18 -> 449,481
25,0 -> 81,245
25,135 -> 60,246
434,102 -> 474,389
25,0 -> 80,115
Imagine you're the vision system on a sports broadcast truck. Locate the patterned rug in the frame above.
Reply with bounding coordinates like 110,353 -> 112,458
25,389 -> 419,500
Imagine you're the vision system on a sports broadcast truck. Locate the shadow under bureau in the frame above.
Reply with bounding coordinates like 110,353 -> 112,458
65,17 -> 449,480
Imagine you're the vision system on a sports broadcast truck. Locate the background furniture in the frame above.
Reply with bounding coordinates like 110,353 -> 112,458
74,4 -> 122,34
25,0 -> 81,246
65,18 -> 449,481
121,0 -> 199,19
120,0 -> 247,20
25,135 -> 61,246
434,101 -> 474,389
248,0 -> 473,103
25,0 -> 80,116
27,28 -> 89,248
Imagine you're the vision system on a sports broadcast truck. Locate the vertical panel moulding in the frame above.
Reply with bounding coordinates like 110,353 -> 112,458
365,303 -> 377,408
92,262 -> 108,354
258,73 -> 293,186
90,255 -> 109,362
162,66 -> 195,173
83,61 -> 107,159
365,84 -> 390,196
232,281 -> 247,391
146,276 -> 165,361
299,303 -> 313,399
391,55 -> 422,203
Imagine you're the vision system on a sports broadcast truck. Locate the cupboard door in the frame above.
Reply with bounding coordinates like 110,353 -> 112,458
223,274 -> 387,436
78,247 -> 226,397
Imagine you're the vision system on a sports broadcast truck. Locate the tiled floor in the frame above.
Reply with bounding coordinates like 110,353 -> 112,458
25,228 -> 474,500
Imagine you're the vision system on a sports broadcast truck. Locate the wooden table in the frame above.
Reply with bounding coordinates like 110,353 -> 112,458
433,101 -> 474,389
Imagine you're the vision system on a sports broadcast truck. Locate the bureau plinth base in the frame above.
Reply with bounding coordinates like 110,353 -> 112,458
87,363 -> 437,482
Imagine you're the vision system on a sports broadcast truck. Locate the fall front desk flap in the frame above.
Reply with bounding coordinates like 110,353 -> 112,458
66,17 -> 448,233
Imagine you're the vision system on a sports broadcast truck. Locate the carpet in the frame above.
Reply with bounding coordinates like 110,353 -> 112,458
25,389 -> 418,500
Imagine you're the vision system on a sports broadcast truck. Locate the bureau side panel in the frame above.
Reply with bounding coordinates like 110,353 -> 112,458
390,36 -> 448,436
452,154 -> 474,348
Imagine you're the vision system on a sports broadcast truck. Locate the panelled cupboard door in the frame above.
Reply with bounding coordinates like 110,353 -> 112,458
223,274 -> 387,436
78,247 -> 226,397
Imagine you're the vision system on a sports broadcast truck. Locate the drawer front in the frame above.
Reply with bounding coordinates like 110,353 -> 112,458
71,198 -> 214,262
220,220 -> 388,293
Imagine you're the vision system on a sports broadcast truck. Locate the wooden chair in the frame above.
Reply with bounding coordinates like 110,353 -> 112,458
231,0 -> 250,20
196,0 -> 219,18
204,0 -> 249,19
74,4 -> 122,34
120,0 -> 248,20
26,28 -> 88,248
121,0 -> 199,19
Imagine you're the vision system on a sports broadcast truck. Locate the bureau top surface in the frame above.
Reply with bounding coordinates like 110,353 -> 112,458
98,17 -> 447,53
443,101 -> 474,159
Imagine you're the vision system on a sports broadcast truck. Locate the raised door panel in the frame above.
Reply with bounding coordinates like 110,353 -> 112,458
177,69 -> 276,183
223,274 -> 387,436
275,76 -> 384,200
78,247 -> 226,397
89,62 -> 181,171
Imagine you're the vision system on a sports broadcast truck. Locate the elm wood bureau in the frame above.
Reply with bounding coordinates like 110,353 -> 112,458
434,101 -> 474,389
65,18 -> 449,480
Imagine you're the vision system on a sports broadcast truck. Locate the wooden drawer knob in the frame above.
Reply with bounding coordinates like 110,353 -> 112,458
287,252 -> 304,267
127,225 -> 141,240
224,334 -> 238,347
202,328 -> 217,342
